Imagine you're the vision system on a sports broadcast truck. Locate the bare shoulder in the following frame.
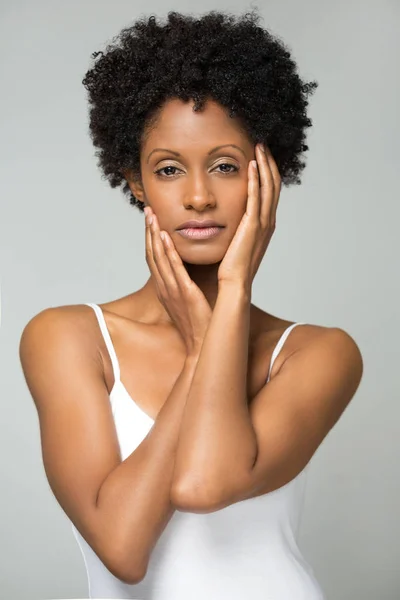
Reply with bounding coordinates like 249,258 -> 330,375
251,304 -> 328,343
251,305 -> 363,383
18,303 -> 128,577
21,302 -> 97,328
299,325 -> 364,380
19,304 -> 106,398
20,303 -> 102,352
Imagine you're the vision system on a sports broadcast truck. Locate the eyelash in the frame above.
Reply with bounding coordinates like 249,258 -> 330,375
154,163 -> 239,178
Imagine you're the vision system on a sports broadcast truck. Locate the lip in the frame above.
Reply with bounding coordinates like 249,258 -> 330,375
177,226 -> 224,240
177,220 -> 223,230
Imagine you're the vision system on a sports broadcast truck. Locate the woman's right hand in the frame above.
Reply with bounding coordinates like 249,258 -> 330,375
144,207 -> 212,357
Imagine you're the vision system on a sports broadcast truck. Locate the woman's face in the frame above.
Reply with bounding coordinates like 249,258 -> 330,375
128,97 -> 256,265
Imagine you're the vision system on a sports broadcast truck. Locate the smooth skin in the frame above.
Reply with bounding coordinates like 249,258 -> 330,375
142,139 -> 279,354
135,101 -> 363,509
19,97 -> 364,582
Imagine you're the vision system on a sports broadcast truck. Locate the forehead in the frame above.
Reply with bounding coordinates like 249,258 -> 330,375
144,97 -> 251,150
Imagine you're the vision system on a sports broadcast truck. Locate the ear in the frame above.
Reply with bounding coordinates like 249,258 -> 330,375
122,168 -> 146,204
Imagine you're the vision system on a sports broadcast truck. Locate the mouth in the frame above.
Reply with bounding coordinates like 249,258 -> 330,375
177,226 -> 224,240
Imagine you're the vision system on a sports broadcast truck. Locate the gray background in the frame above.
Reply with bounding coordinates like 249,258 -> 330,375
1,0 -> 399,599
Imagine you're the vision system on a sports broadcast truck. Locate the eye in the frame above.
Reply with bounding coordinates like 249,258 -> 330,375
215,163 -> 239,174
154,163 -> 239,178
154,165 -> 181,177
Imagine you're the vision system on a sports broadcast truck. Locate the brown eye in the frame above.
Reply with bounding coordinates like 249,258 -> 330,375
154,166 -> 180,178
216,163 -> 239,174
154,163 -> 239,178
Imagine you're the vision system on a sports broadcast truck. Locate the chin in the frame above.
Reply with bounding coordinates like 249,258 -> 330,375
185,259 -> 222,266
181,253 -> 224,267
173,230 -> 228,265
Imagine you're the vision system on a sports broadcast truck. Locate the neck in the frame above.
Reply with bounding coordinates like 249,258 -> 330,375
137,262 -> 224,325
184,260 -> 221,309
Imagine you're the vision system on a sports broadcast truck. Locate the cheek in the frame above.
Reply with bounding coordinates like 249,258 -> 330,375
149,204 -> 173,232
219,176 -> 248,207
232,183 -> 249,216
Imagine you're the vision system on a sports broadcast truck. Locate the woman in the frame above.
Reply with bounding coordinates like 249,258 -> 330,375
19,8 -> 363,599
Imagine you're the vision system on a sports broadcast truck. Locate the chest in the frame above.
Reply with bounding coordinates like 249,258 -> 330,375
101,323 -> 293,421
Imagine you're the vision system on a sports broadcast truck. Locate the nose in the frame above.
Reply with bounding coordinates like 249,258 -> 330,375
183,173 -> 217,211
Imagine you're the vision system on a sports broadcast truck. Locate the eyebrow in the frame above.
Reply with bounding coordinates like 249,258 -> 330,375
146,144 -> 246,164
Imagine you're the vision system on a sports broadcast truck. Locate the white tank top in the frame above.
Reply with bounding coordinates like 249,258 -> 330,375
70,302 -> 326,599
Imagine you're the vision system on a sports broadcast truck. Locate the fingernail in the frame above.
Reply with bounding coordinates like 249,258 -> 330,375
260,143 -> 265,153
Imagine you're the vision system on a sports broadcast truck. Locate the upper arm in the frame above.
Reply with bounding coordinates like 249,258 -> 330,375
214,327 -> 364,509
19,306 -> 125,576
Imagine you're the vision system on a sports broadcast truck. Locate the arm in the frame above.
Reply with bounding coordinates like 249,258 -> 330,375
171,282 -> 258,508
170,144 -> 364,511
19,306 -> 200,585
171,288 -> 364,512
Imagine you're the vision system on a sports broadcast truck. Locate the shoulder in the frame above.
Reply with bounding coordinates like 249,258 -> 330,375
278,326 -> 364,409
253,304 -> 361,352
20,303 -> 99,336
304,326 -> 364,376
251,304 -> 323,357
253,308 -> 363,383
18,304 -> 108,414
253,320 -> 364,432
279,327 -> 364,431
19,303 -> 104,363
292,325 -> 363,370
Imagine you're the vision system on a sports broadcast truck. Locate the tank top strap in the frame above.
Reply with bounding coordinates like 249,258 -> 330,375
267,322 -> 307,383
85,303 -> 121,382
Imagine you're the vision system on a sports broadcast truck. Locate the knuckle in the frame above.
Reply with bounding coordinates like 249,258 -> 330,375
185,281 -> 198,297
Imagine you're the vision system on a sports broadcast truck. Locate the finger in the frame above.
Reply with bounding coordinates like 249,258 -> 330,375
145,211 -> 166,295
246,159 -> 260,222
265,146 -> 281,197
264,146 -> 281,220
256,144 -> 275,227
150,215 -> 179,295
159,230 -> 196,295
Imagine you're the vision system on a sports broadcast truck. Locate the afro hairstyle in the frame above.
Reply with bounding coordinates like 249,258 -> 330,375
82,7 -> 318,212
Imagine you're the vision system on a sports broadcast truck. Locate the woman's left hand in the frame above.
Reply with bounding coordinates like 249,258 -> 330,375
217,143 -> 281,290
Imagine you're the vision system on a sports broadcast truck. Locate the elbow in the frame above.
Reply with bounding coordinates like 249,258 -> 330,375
171,480 -> 220,514
119,567 -> 147,586
108,557 -> 147,586
104,542 -> 148,585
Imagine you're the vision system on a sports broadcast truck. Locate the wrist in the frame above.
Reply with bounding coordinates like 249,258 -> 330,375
218,279 -> 252,301
185,350 -> 201,364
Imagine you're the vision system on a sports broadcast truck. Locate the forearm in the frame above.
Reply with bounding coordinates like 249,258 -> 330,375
95,353 -> 199,583
171,284 -> 258,507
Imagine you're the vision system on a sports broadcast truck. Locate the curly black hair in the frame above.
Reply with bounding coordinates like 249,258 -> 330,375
82,7 -> 318,213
